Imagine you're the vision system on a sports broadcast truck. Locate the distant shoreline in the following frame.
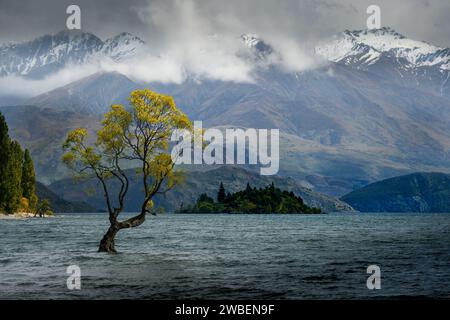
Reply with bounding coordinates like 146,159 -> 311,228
0,212 -> 53,219
174,212 -> 327,215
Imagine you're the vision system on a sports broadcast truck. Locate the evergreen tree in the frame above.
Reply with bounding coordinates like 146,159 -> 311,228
183,183 -> 322,214
0,112 -> 10,210
21,149 -> 38,209
3,141 -> 23,214
270,182 -> 275,193
217,182 -> 226,203
0,112 -> 38,214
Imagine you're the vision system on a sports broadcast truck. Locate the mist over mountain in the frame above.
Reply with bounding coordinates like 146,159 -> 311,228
2,28 -> 450,198
0,105 -> 101,183
26,72 -> 142,114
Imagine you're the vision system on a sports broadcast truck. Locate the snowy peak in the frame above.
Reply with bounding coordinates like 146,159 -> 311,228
316,27 -> 449,71
0,30 -> 145,78
241,34 -> 261,48
102,32 -> 145,61
240,34 -> 273,60
343,27 -> 437,57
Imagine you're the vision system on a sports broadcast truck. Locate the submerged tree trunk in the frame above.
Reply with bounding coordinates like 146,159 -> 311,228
98,209 -> 147,253
98,224 -> 120,253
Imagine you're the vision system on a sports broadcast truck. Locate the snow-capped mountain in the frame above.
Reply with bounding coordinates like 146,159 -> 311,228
315,27 -> 450,72
101,32 -> 145,61
240,34 -> 273,61
0,30 -> 144,78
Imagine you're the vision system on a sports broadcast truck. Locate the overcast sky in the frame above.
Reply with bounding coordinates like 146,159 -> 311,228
0,0 -> 449,47
0,0 -> 449,93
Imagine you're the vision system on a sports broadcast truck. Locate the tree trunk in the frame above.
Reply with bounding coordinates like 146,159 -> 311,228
98,224 -> 120,253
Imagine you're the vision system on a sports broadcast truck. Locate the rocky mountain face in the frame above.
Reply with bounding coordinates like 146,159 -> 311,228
0,30 -> 144,78
316,27 -> 449,70
315,27 -> 450,96
26,72 -> 142,114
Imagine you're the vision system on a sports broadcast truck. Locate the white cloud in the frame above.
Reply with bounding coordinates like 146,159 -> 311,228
133,0 -> 259,83
101,54 -> 186,84
128,0 -> 325,82
0,63 -> 98,97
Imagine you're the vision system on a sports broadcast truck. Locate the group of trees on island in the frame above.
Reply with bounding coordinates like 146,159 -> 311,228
0,112 -> 50,216
178,182 -> 322,214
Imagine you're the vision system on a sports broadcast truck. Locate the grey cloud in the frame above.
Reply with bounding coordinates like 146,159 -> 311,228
0,0 -> 148,43
0,0 -> 449,46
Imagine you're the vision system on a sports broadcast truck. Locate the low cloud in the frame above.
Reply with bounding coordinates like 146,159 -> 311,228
109,41 -> 256,84
0,63 -> 98,97
131,0 -> 322,81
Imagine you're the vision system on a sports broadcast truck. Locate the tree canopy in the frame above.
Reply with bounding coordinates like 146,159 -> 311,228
63,89 -> 192,253
0,112 -> 39,214
178,182 -> 322,214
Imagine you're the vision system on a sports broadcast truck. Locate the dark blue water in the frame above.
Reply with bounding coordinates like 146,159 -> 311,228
0,213 -> 449,299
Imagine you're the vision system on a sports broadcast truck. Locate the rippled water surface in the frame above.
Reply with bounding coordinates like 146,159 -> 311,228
1,213 -> 449,299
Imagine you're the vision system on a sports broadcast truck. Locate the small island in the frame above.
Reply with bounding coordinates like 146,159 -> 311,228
177,182 -> 322,214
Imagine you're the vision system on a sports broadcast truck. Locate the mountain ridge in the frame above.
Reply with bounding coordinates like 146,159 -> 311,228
36,182 -> 96,213
49,165 -> 355,213
341,172 -> 450,212
0,30 -> 145,78
315,27 -> 450,71
26,71 -> 141,114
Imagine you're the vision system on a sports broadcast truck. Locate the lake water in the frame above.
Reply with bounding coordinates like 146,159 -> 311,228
0,213 -> 449,299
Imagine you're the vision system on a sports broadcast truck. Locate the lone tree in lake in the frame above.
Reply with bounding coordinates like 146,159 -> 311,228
62,89 -> 192,253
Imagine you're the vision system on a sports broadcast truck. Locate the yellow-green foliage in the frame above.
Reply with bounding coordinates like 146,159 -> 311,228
63,89 -> 192,209
19,197 -> 29,211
